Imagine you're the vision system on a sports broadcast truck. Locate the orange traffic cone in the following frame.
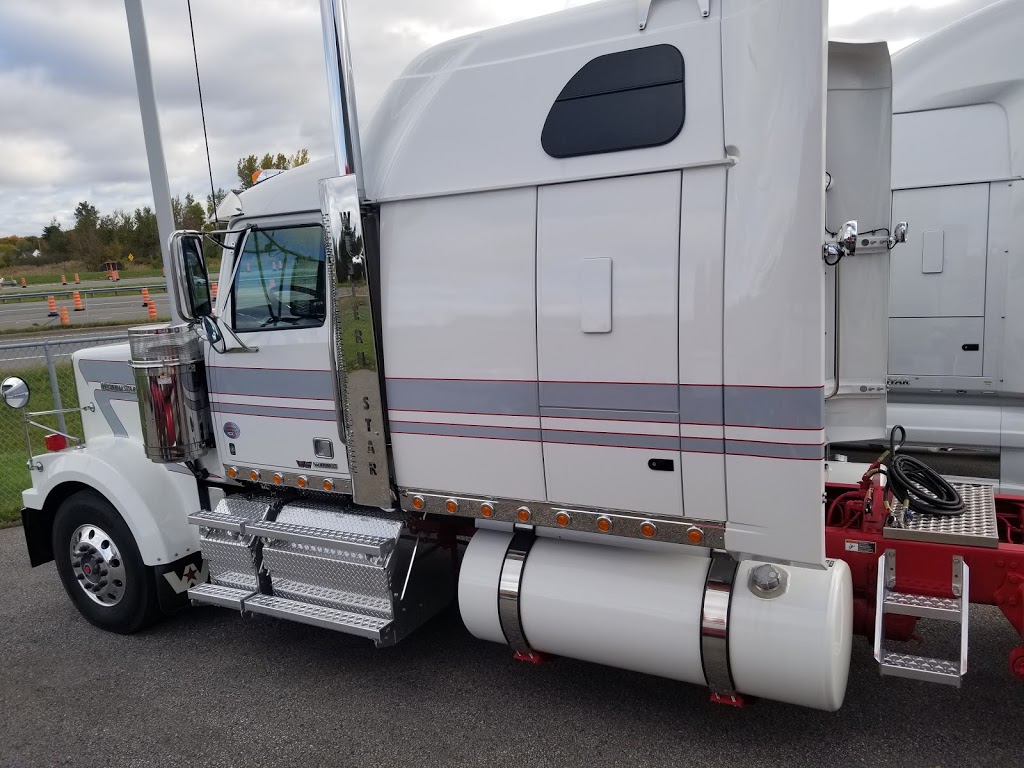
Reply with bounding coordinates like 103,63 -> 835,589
113,269 -> 120,282
147,301 -> 158,320
141,287 -> 150,306
47,296 -> 58,317
61,274 -> 67,285
59,307 -> 70,326
74,273 -> 80,284
211,282 -> 218,299
20,277 -> 26,288
72,291 -> 84,311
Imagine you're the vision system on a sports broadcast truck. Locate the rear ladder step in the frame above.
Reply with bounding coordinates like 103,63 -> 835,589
243,594 -> 392,641
874,549 -> 969,686
188,582 -> 255,610
878,652 -> 962,686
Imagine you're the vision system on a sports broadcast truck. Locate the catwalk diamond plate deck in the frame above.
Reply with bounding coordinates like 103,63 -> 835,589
884,483 -> 998,548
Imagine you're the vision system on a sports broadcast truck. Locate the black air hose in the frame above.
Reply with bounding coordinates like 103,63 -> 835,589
885,425 -> 965,517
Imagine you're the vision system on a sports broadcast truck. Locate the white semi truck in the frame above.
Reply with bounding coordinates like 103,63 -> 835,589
4,0 -> 1023,711
879,0 -> 1024,493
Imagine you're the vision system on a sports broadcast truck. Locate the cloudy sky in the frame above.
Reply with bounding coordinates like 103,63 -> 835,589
0,0 -> 1003,236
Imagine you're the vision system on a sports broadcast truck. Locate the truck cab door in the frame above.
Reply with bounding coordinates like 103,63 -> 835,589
206,219 -> 350,492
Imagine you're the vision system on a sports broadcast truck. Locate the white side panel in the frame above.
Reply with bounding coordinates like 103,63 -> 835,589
720,0 -> 826,565
679,165 -> 727,522
887,400 -> 1002,448
891,105 -> 1011,190
890,184 -> 990,318
537,172 -> 682,516
730,559 -> 853,711
889,317 -> 985,377
381,188 -> 545,500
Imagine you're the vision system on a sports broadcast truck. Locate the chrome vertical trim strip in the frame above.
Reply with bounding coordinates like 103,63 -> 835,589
700,550 -> 738,696
498,529 -> 536,653
320,176 -> 391,508
318,0 -> 364,194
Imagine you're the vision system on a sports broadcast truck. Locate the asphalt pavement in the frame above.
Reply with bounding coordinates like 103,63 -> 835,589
1,525 -> 1021,768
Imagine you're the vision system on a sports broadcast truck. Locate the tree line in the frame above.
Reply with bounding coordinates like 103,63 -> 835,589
0,150 -> 310,271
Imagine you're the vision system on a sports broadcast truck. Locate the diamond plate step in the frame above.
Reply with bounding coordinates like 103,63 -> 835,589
243,594 -> 392,640
188,582 -> 254,610
188,510 -> 248,533
879,652 -> 962,687
883,592 -> 961,620
247,503 -> 403,557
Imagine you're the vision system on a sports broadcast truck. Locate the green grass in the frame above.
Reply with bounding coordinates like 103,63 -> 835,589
0,363 -> 84,527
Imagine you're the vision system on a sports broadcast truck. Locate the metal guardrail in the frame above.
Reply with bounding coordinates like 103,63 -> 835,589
0,283 -> 166,303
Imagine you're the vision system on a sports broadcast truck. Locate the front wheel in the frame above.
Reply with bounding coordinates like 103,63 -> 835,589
52,490 -> 159,634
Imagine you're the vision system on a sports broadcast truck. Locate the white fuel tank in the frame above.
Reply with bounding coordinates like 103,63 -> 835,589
460,529 -> 852,711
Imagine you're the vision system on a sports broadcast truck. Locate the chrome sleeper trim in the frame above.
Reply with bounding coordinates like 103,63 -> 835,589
399,488 -> 723,549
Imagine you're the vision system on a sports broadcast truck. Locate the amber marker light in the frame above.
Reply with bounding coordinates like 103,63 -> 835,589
273,472 -> 283,485
226,466 -> 238,479
249,469 -> 261,482
411,495 -> 425,511
687,526 -> 704,544
517,506 -> 531,522
296,475 -> 308,489
596,516 -> 612,533
555,511 -> 571,527
445,499 -> 459,514
480,502 -> 495,518
323,478 -> 335,492
640,521 -> 657,538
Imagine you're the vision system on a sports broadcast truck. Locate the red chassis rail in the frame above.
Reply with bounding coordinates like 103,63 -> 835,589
825,478 -> 1024,682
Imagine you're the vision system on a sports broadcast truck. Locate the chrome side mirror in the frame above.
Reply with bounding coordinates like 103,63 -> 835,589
890,221 -> 909,247
839,220 -> 858,256
1,376 -> 30,409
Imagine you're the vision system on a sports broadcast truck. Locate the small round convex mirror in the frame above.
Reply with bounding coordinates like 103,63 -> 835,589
1,376 -> 30,409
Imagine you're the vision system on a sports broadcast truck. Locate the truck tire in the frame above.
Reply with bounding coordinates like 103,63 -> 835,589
51,489 -> 159,634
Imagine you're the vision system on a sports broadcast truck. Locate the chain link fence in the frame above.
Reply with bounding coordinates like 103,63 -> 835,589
0,332 -> 129,525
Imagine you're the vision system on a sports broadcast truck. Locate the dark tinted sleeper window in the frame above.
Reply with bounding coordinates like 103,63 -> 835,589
541,44 -> 685,158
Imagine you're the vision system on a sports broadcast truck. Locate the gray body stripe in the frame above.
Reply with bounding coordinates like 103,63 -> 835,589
388,379 -> 821,430
725,440 -> 824,460
678,386 -> 723,424
208,367 -> 335,400
539,381 -> 678,413
387,379 -> 539,416
212,402 -> 336,421
723,386 -> 824,430
543,430 -> 680,451
94,390 -> 136,437
540,407 -> 679,423
80,360 -> 135,386
681,437 -> 725,454
390,421 -> 541,442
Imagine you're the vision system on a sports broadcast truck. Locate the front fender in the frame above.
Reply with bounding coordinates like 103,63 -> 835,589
22,435 -> 201,566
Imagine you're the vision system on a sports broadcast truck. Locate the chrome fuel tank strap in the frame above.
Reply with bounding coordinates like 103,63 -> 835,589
497,529 -> 537,653
701,550 -> 738,696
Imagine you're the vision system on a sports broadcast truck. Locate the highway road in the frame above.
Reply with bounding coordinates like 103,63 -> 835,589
1,524 -> 1022,768
0,291 -> 169,331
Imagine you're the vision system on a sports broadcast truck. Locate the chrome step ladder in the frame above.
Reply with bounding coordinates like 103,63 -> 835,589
874,549 -> 969,686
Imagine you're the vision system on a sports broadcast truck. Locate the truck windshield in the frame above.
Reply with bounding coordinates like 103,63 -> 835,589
232,225 -> 326,331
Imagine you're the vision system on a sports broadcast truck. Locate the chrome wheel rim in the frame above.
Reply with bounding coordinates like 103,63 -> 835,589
69,524 -> 127,606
